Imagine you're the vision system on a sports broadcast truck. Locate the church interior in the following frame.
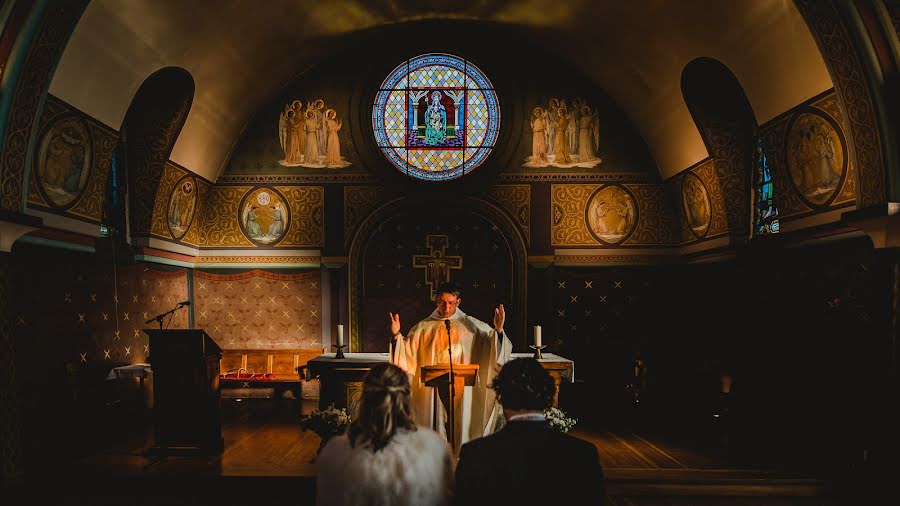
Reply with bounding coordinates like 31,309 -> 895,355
1,1 -> 899,504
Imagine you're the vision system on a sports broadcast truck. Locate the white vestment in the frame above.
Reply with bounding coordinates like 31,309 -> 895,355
391,308 -> 512,446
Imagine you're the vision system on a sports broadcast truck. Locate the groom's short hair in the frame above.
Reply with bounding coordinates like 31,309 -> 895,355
491,358 -> 555,411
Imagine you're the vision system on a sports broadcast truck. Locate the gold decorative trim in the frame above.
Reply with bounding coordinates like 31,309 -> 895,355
554,254 -> 669,265
218,174 -> 377,184
498,172 -> 657,183
194,256 -> 321,264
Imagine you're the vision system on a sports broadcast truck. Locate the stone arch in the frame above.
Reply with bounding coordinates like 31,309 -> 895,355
681,57 -> 758,240
121,67 -> 194,243
348,196 -> 528,351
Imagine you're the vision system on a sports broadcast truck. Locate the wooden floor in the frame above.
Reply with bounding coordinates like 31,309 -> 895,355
8,398 -> 836,505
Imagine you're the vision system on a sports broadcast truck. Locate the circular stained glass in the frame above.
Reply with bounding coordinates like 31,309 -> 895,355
373,53 -> 500,181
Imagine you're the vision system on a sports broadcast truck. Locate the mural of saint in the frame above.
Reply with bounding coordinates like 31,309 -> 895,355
681,173 -> 711,238
525,97 -> 602,169
167,176 -> 197,240
586,185 -> 637,244
240,188 -> 290,245
278,98 -> 349,168
35,116 -> 92,208
786,111 -> 845,207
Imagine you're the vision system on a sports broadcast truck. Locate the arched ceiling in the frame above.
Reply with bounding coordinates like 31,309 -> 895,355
49,0 -> 833,182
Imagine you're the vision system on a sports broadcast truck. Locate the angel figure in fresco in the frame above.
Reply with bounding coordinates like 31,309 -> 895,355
323,108 -> 344,167
425,91 -> 447,146
814,129 -> 839,189
545,98 -> 559,156
553,107 -> 573,165
303,108 -> 321,165
278,100 -> 305,166
563,100 -> 578,156
243,205 -> 263,238
578,105 -> 601,163
307,99 -> 325,157
267,202 -> 285,237
529,107 -> 548,165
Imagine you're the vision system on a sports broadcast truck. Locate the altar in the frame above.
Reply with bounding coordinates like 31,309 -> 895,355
306,352 -> 574,416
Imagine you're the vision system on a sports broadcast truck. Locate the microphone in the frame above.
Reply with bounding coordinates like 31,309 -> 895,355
444,319 -> 451,337
177,300 -> 191,306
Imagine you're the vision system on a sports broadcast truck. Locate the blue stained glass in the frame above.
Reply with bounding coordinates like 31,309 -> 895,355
753,140 -> 779,237
373,53 -> 500,181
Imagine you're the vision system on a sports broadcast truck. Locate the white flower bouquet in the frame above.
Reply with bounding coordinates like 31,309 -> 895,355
544,406 -> 577,433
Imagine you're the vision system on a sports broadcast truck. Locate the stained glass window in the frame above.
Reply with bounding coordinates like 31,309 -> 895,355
752,139 -> 780,236
373,54 -> 500,181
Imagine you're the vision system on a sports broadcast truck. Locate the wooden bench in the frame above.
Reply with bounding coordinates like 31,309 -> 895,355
219,348 -> 324,402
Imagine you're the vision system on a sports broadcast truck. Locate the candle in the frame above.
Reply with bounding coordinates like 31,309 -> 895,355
534,325 -> 541,347
337,324 -> 344,347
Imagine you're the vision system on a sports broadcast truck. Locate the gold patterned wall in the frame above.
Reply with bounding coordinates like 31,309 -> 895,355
344,186 -> 391,247
758,90 -> 856,221
674,159 -> 728,243
551,183 -> 676,247
26,95 -> 115,223
487,184 -> 531,244
189,185 -> 324,248
193,269 -> 321,349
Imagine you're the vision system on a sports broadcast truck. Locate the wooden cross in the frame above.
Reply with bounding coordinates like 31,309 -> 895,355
413,235 -> 463,299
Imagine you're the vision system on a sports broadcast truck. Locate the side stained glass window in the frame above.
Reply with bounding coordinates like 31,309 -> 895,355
752,139 -> 780,236
372,54 -> 500,181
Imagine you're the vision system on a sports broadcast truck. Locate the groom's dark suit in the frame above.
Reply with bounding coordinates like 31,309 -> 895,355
454,418 -> 607,506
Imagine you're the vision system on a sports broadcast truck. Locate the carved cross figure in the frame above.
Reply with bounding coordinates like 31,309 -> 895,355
413,235 -> 463,299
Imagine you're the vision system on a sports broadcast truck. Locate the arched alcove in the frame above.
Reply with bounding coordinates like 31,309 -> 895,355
348,196 -> 527,352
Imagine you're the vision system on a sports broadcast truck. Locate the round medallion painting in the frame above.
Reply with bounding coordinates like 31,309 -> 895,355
167,176 -> 197,240
586,184 -> 637,245
239,187 -> 290,246
35,116 -> 92,209
682,172 -> 711,238
786,110 -> 846,207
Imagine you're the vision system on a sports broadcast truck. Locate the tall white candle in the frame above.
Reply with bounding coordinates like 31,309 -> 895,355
337,324 -> 344,347
534,325 -> 541,347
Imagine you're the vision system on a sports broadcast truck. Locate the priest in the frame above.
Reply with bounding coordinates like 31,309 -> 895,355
389,282 -> 512,447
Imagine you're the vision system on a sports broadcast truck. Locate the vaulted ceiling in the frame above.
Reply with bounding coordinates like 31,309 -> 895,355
49,0 -> 833,182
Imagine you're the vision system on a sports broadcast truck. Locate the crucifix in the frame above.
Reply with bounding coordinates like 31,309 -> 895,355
413,235 -> 463,299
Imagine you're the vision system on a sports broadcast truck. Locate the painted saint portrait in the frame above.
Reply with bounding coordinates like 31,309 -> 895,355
682,172 -> 711,238
525,97 -> 601,169
239,187 -> 290,246
786,110 -> 846,207
167,176 -> 197,240
278,98 -> 350,169
35,116 -> 92,208
586,184 -> 637,244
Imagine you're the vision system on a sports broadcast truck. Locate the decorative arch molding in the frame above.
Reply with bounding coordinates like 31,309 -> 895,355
124,67 -> 194,243
348,196 -> 528,351
0,1 -> 88,212
681,58 -> 757,240
794,0 -> 887,207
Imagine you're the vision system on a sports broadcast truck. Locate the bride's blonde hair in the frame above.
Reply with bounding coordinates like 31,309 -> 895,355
348,363 -> 416,451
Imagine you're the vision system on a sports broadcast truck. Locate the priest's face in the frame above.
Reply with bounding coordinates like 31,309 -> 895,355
435,292 -> 461,318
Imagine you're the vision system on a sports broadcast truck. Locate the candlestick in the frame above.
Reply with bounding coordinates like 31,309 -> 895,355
332,344 -> 347,359
529,344 -> 547,360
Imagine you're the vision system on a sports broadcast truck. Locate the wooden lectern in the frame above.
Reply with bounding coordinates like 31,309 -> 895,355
145,328 -> 223,454
422,364 -> 478,453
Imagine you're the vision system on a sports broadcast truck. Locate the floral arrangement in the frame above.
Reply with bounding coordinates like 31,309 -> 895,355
545,406 -> 577,433
300,403 -> 351,447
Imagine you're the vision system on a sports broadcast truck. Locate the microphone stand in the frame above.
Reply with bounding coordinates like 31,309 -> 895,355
445,319 -> 455,450
146,303 -> 188,330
